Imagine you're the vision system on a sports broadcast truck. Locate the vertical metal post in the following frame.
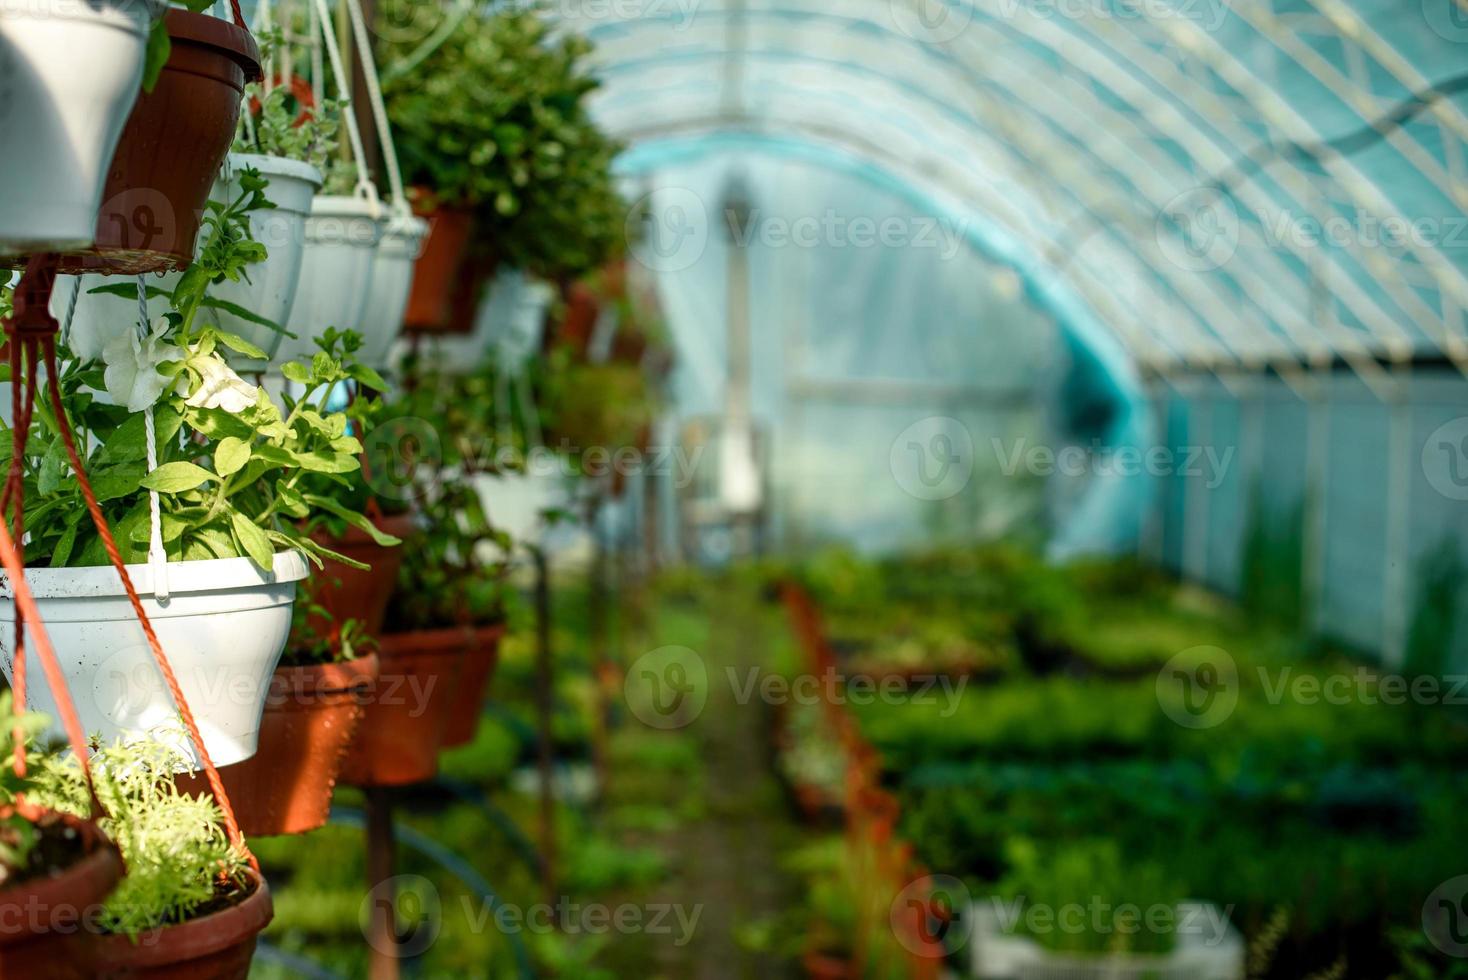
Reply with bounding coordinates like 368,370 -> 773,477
1302,374 -> 1331,636
532,546 -> 558,914
1383,365 -> 1413,667
1183,380 -> 1212,585
365,787 -> 400,980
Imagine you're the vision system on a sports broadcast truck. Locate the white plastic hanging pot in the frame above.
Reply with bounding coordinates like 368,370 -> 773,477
274,195 -> 382,366
0,551 -> 309,769
51,153 -> 322,369
357,212 -> 428,368
0,0 -> 153,256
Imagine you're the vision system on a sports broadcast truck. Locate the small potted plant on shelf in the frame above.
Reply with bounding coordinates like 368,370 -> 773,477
383,6 -> 624,332
20,732 -> 271,978
177,598 -> 379,837
0,695 -> 123,978
0,180 -> 391,770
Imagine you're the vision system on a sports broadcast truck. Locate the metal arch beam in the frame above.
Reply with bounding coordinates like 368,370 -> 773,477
574,5 -> 1452,367
593,79 -> 1211,363
607,112 -> 1180,365
587,45 -> 1263,365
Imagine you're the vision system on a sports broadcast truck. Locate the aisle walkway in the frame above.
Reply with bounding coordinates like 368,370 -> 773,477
603,584 -> 808,979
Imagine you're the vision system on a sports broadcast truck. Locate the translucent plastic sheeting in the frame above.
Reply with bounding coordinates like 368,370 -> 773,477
616,140 -> 1151,555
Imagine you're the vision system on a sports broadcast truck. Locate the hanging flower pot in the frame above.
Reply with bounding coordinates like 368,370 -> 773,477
0,809 -> 122,978
402,193 -> 474,333
93,869 -> 272,980
0,0 -> 153,257
309,513 -> 415,638
0,553 -> 310,770
273,195 -> 382,366
54,9 -> 262,276
441,624 -> 506,748
339,629 -> 468,787
177,654 -> 378,837
53,153 -> 322,367
358,213 -> 429,368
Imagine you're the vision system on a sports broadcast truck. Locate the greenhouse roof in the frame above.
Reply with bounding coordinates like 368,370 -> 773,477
564,0 -> 1468,384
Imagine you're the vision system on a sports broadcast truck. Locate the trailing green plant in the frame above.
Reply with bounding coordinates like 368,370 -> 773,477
282,592 -> 375,668
23,735 -> 249,939
382,6 -> 626,281
142,2 -> 218,92
6,172 -> 395,571
0,693 -> 61,889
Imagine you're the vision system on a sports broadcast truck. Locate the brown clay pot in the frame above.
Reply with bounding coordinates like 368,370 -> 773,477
801,950 -> 852,980
442,251 -> 500,336
56,10 -> 261,275
339,629 -> 469,787
402,194 -> 474,333
94,870 -> 272,980
555,281 -> 601,355
0,811 -> 122,980
441,625 -> 506,748
176,656 -> 379,837
310,513 -> 415,637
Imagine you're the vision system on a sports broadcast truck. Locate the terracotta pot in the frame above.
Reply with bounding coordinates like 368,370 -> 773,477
339,629 -> 468,786
310,513 -> 415,637
801,950 -> 852,980
56,10 -> 261,275
176,656 -> 379,837
95,870 -> 272,980
441,625 -> 506,748
0,811 -> 122,979
556,281 -> 600,354
402,195 -> 474,333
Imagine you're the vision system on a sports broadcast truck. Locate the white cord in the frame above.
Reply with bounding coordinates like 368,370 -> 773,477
58,276 -> 81,347
137,277 -> 169,601
311,0 -> 379,209
343,0 -> 407,216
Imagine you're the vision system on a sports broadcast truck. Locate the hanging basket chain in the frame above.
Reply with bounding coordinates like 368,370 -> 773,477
1,257 -> 257,870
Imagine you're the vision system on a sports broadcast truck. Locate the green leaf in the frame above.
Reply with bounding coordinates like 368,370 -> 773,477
142,23 -> 171,93
91,462 -> 146,502
207,328 -> 270,361
214,437 -> 251,478
347,363 -> 390,392
280,362 -> 312,385
229,510 -> 275,570
141,462 -> 216,494
199,300 -> 291,337
298,536 -> 369,571
302,493 -> 403,547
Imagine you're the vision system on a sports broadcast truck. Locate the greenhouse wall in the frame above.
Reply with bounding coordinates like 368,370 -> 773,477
1148,369 -> 1468,673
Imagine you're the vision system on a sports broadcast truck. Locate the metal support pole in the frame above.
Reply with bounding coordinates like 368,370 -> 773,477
1383,366 -> 1413,667
1183,384 -> 1213,585
1303,376 -> 1331,636
531,546 -> 558,915
365,787 -> 399,980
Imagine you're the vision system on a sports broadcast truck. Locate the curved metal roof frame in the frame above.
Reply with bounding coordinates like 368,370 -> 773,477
557,0 -> 1468,378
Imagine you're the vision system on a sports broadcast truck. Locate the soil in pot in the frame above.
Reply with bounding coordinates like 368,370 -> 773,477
339,629 -> 469,787
402,196 -> 475,333
0,810 -> 123,979
94,869 -> 272,980
309,513 -> 415,638
175,655 -> 378,837
55,10 -> 262,275
441,625 -> 506,748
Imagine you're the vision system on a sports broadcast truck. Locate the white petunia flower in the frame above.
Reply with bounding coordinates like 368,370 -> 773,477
101,318 -> 178,413
185,354 -> 260,415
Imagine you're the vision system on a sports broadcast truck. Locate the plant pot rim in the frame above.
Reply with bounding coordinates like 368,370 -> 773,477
5,0 -> 157,30
226,152 -> 323,189
0,810 -> 121,943
97,868 -> 271,967
379,623 -> 506,655
311,195 -> 388,220
0,551 -> 309,601
271,652 -> 379,698
381,213 -> 430,240
164,8 -> 261,84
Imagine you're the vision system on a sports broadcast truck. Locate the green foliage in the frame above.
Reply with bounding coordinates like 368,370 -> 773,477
1404,537 -> 1465,677
21,735 -> 248,939
0,693 -> 53,886
383,7 -> 625,281
143,2 -> 218,92
1240,483 -> 1308,632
